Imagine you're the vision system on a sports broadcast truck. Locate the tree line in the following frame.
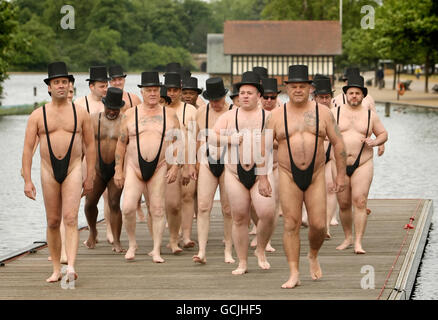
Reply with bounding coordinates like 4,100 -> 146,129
1,0 -> 437,96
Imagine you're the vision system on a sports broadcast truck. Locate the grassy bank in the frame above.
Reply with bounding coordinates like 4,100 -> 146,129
0,102 -> 46,116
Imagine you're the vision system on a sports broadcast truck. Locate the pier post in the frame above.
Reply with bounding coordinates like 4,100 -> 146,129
385,102 -> 390,117
33,87 -> 37,96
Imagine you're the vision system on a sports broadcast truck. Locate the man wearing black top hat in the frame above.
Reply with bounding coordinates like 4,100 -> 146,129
108,65 -> 142,113
333,74 -> 387,255
84,87 -> 125,253
313,76 -> 339,238
75,66 -> 109,115
229,84 -> 240,107
164,72 -> 198,252
193,77 -> 235,265
262,65 -> 347,288
213,71 -> 275,275
114,71 -> 180,263
75,66 -> 115,244
22,61 -> 96,283
182,76 -> 203,109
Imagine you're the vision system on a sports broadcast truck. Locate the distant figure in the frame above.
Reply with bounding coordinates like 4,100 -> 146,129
377,68 -> 384,89
415,66 -> 421,79
22,62 -> 95,283
334,75 -> 388,254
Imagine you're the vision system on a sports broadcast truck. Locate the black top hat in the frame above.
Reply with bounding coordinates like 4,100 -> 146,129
182,77 -> 202,94
164,73 -> 181,89
109,65 -> 127,79
102,87 -> 125,110
165,62 -> 181,75
236,71 -> 264,95
253,67 -> 268,80
229,84 -> 239,98
160,86 -> 172,105
138,71 -> 161,88
314,78 -> 335,95
68,74 -> 75,84
44,61 -> 71,85
261,78 -> 281,94
181,69 -> 192,82
342,74 -> 368,97
86,66 -> 110,82
311,73 -> 326,86
202,77 -> 228,100
341,67 -> 360,81
284,65 -> 313,84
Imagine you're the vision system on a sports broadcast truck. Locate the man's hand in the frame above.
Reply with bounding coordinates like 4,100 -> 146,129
361,137 -> 377,148
81,176 -> 94,197
114,170 -> 125,189
166,164 -> 179,184
377,144 -> 385,156
331,174 -> 346,193
229,132 -> 243,146
24,181 -> 36,200
258,175 -> 272,198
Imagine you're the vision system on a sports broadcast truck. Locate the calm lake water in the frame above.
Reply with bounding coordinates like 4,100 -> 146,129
0,73 -> 437,299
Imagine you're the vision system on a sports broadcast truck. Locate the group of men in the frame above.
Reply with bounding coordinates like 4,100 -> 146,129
21,61 -> 387,289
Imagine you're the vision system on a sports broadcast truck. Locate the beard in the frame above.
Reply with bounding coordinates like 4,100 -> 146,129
347,97 -> 363,107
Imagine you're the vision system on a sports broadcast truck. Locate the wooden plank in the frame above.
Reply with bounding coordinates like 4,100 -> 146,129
0,199 -> 432,300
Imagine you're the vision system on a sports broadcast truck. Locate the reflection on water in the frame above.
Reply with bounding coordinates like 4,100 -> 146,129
0,74 -> 437,299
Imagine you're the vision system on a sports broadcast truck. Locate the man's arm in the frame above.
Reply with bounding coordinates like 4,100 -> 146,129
81,110 -> 96,197
326,109 -> 346,192
22,111 -> 39,199
114,113 -> 129,188
364,112 -> 388,147
257,111 -> 276,197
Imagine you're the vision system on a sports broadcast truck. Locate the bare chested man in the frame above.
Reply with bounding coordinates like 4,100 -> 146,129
165,72 -> 197,251
214,71 -> 275,275
22,62 -> 95,283
193,77 -> 235,264
108,65 -> 146,223
333,68 -> 385,157
114,71 -> 180,263
313,76 -> 339,238
262,65 -> 347,288
333,75 -> 388,254
74,66 -> 114,244
84,87 -> 124,253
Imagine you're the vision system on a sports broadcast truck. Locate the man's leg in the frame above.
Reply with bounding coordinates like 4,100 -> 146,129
41,169 -> 62,282
61,165 -> 83,279
107,179 -> 124,253
218,174 -> 235,264
165,170 -> 183,253
193,164 -> 219,264
278,167 -> 304,289
146,165 -> 167,263
336,175 -> 353,250
325,160 -> 338,238
350,160 -> 373,254
224,169 -> 251,275
121,165 -> 145,260
181,177 -> 197,247
103,189 -> 114,244
250,173 -> 276,270
303,167 -> 327,280
84,175 -> 107,249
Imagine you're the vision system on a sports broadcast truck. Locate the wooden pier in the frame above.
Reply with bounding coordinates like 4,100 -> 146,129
0,199 -> 433,300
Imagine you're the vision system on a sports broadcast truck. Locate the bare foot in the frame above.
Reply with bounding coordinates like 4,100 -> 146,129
83,235 -> 97,249
325,232 -> 332,240
301,220 -> 308,228
249,225 -> 257,235
265,242 -> 276,252
330,218 -> 339,226
183,240 -> 196,248
48,256 -> 52,261
354,243 -> 366,254
281,273 -> 301,289
60,255 -> 68,264
366,208 -> 371,215
232,264 -> 248,275
193,254 -> 206,264
112,243 -> 126,253
106,230 -> 114,244
66,266 -> 78,283
224,250 -> 235,264
168,242 -> 183,254
149,250 -> 165,263
46,271 -> 62,283
125,246 -> 137,261
336,238 -> 353,250
254,249 -> 270,270
250,237 -> 257,248
308,254 -> 322,280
